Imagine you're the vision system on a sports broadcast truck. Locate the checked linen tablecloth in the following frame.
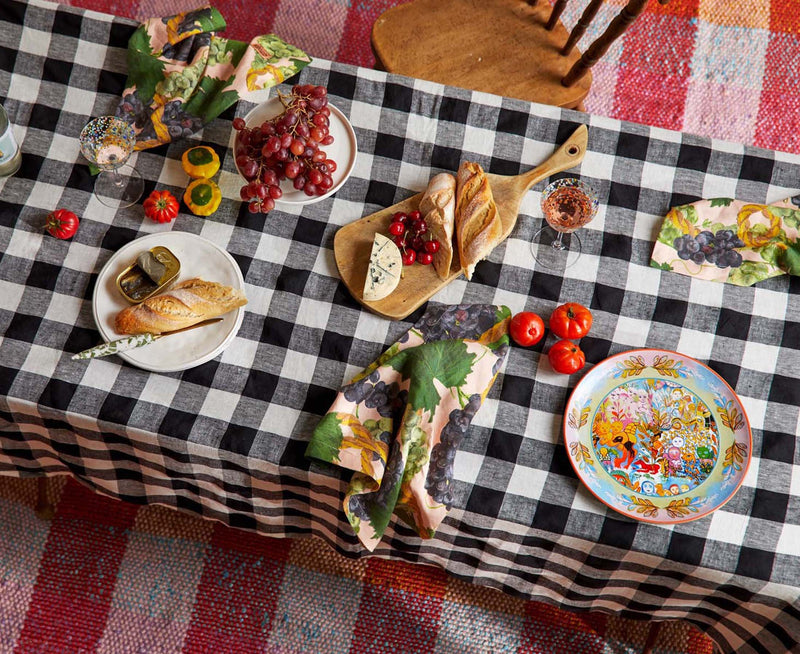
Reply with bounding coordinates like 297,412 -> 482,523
1,1 -> 799,652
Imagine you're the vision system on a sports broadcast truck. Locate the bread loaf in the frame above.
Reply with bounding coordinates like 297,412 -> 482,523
114,278 -> 247,335
455,161 -> 502,280
419,172 -> 456,279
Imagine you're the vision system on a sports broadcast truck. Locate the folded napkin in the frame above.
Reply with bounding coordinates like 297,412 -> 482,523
306,304 -> 511,551
651,196 -> 800,285
115,6 -> 311,150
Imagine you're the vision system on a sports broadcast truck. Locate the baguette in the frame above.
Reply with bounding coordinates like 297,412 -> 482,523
419,172 -> 456,279
114,278 -> 247,335
455,161 -> 502,280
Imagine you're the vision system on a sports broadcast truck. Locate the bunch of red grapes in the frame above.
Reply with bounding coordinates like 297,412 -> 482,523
233,84 -> 337,214
388,210 -> 441,266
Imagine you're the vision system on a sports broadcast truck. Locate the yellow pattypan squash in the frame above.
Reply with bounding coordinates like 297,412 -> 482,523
181,146 -> 220,179
184,178 -> 222,216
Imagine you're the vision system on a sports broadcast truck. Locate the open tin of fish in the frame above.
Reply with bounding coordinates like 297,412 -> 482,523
115,246 -> 180,303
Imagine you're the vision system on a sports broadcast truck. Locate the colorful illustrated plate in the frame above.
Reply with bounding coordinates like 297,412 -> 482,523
564,349 -> 751,524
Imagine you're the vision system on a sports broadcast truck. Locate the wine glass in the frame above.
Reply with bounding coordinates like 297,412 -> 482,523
530,177 -> 598,269
79,116 -> 143,208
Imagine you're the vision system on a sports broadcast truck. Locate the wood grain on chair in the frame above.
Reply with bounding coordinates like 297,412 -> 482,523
372,0 -> 670,110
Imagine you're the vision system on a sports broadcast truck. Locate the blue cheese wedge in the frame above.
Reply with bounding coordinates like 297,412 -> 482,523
363,232 -> 402,301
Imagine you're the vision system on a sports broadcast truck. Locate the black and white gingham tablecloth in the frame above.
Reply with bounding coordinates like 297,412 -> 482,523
1,1 -> 799,651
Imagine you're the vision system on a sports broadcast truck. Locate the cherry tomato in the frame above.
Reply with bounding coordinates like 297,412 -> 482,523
143,190 -> 180,223
46,208 -> 79,239
509,311 -> 545,347
548,339 -> 586,374
550,302 -> 593,340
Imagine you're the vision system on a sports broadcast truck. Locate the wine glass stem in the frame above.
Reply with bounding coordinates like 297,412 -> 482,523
110,167 -> 125,188
552,231 -> 567,251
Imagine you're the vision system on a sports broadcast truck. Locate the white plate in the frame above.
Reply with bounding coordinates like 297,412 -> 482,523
92,232 -> 245,373
235,96 -> 357,205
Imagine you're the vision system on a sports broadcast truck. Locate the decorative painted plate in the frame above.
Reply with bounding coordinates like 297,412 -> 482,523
563,349 -> 751,524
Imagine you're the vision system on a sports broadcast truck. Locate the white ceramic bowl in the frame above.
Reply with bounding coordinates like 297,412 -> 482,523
234,95 -> 357,205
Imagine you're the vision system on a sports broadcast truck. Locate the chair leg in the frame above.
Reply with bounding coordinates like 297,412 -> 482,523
642,621 -> 662,654
35,477 -> 55,520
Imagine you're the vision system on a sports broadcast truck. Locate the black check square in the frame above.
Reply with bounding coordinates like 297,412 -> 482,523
709,360 -> 740,389
109,21 -> 136,47
529,271 -> 562,302
489,156 -> 519,176
740,154 -> 775,184
365,179 -> 397,207
42,58 -> 72,84
52,7 -> 83,38
326,69 -> 358,101
466,484 -> 504,517
30,105 -> 64,133
382,82 -> 413,113
677,143 -> 712,172
25,260 -> 60,292
751,489 -> 790,523
616,132 -> 649,161
159,408 -> 198,441
485,429 -> 523,464
301,383 -> 338,417
293,216 -> 326,247
496,107 -> 528,137
716,307 -> 751,339
40,378 -> 78,412
735,547 -> 775,582
760,430 -> 796,464
439,96 -> 470,124
531,501 -> 570,533
318,330 -> 352,363
241,368 -> 279,402
219,424 -> 259,457
5,312 -> 42,344
607,181 -> 641,211
653,296 -> 688,327
98,393 -> 138,425
430,144 -> 461,172
374,133 -> 405,161
599,518 -> 638,549
667,532 -> 706,566
499,374 -> 534,408
591,283 -> 625,316
276,267 -> 310,297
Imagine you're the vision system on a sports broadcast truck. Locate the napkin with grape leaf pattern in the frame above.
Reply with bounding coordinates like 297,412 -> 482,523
115,6 -> 310,150
306,304 -> 510,551
651,195 -> 800,285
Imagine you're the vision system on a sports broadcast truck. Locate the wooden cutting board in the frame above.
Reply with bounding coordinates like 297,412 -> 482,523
334,125 -> 588,320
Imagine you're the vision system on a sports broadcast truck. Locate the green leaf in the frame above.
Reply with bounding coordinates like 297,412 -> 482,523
778,242 -> 800,275
182,75 -> 240,123
709,198 -> 734,207
496,305 -> 512,322
727,261 -> 777,286
683,204 -> 700,224
387,340 -> 475,415
650,261 -> 673,271
758,242 -> 784,266
656,217 -> 683,246
306,413 -> 344,463
126,28 -> 165,103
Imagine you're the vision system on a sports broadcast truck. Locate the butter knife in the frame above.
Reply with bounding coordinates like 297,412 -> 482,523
71,318 -> 224,360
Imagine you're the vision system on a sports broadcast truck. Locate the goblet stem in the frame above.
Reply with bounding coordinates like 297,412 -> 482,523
109,167 -> 125,188
551,231 -> 567,250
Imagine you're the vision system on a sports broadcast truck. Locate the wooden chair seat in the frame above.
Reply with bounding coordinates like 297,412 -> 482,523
372,0 -> 669,111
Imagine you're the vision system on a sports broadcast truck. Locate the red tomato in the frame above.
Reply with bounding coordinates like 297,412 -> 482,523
509,312 -> 545,347
548,340 -> 586,374
550,302 -> 593,340
143,190 -> 180,223
45,208 -> 79,239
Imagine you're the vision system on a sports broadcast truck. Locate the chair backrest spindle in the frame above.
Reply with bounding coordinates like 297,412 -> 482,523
562,0 -> 670,87
562,0 -> 604,55
547,0 -> 569,30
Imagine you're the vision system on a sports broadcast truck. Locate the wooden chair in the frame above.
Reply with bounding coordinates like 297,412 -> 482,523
372,0 -> 670,110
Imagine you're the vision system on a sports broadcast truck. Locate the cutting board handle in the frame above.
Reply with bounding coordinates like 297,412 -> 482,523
514,124 -> 588,193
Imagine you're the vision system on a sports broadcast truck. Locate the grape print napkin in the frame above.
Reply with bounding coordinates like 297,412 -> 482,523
115,7 -> 310,150
651,195 -> 800,285
306,304 -> 510,551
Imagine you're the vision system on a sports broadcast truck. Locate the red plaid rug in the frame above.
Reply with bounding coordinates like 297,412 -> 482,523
0,476 -> 713,653
58,0 -> 800,155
